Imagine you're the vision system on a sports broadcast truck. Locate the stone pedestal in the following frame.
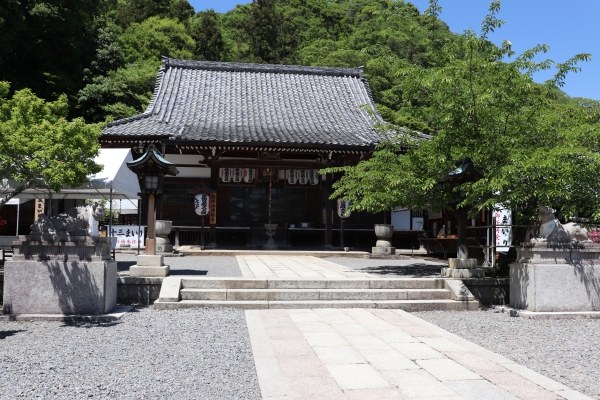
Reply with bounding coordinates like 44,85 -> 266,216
155,220 -> 173,253
263,224 -> 279,250
3,235 -> 116,315
441,258 -> 484,278
129,254 -> 169,277
510,241 -> 600,312
372,224 -> 395,255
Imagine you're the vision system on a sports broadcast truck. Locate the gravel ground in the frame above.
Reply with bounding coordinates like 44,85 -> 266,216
412,309 -> 600,399
0,307 -> 261,399
326,256 -> 446,277
116,254 -> 242,277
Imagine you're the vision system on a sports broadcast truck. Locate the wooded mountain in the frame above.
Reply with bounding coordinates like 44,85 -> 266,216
0,0 -> 595,130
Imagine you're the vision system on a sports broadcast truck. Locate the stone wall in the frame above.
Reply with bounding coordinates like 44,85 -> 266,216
117,277 -> 162,305
463,278 -> 510,305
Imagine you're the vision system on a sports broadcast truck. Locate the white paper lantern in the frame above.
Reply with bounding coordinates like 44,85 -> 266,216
308,169 -> 320,185
232,167 -> 243,183
194,194 -> 210,216
220,168 -> 231,183
243,168 -> 255,183
337,199 -> 351,218
298,169 -> 308,185
287,169 -> 297,184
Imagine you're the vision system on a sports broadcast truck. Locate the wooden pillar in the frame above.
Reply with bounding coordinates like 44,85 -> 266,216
209,166 -> 218,247
324,172 -> 332,248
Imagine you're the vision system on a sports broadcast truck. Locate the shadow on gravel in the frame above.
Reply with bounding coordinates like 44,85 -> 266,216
59,321 -> 121,329
169,269 -> 208,276
361,264 -> 441,277
0,330 -> 26,339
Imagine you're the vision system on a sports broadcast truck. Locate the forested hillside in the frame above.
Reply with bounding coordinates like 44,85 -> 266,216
0,0 -> 594,132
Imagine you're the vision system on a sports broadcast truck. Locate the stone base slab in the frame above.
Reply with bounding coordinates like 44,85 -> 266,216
495,305 -> 600,320
136,254 -> 164,266
448,258 -> 478,269
0,305 -> 132,322
129,265 -> 170,277
3,260 -> 117,315
510,262 -> 600,312
441,267 -> 485,278
372,247 -> 396,255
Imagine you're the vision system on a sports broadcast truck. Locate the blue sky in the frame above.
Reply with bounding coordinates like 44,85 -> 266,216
189,0 -> 598,100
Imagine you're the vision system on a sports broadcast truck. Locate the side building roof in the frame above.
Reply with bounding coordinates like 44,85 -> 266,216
102,58 -> 385,150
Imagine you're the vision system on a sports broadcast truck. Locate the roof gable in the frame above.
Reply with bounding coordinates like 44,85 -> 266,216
103,58 -> 384,149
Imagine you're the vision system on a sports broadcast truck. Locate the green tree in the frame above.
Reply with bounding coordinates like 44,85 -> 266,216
0,0 -> 109,104
325,1 -> 599,223
243,0 -> 298,63
0,82 -> 102,210
191,10 -> 229,61
115,0 -> 194,27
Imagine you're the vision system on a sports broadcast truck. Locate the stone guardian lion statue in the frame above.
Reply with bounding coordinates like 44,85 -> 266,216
30,202 -> 105,237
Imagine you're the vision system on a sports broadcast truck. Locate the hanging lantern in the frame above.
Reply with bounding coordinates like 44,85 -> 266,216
194,193 -> 210,216
220,168 -> 231,183
337,199 -> 351,218
243,168 -> 255,183
287,169 -> 297,184
298,169 -> 308,185
308,169 -> 320,185
232,167 -> 243,183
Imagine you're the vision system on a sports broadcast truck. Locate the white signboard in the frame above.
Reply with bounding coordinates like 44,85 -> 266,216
494,207 -> 512,253
110,225 -> 145,248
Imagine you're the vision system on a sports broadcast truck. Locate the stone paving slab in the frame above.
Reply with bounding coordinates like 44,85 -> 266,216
237,255 -> 379,279
246,308 -> 593,400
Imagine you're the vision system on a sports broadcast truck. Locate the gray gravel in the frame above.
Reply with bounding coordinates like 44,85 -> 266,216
412,309 -> 600,399
0,307 -> 261,399
326,256 -> 446,277
116,254 -> 242,277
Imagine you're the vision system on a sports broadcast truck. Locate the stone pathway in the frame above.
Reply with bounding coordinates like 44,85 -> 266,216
236,255 -> 368,279
246,308 -> 592,400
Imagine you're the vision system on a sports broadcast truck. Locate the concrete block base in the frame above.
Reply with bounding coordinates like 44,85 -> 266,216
129,265 -> 170,277
3,260 -> 117,315
510,262 -> 600,312
372,247 -> 396,255
136,254 -> 164,266
441,267 -> 485,278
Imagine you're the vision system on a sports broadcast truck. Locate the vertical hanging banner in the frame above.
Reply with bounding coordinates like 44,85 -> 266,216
209,192 -> 217,224
34,199 -> 45,220
494,206 -> 512,253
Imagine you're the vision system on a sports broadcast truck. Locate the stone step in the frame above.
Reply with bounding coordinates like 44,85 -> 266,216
154,299 -> 479,311
180,288 -> 452,301
179,278 -> 443,290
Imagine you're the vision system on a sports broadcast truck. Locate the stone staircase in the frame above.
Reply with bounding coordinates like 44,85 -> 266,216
154,277 -> 479,311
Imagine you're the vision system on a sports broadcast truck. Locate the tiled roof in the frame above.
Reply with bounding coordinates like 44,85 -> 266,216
102,58 -> 385,149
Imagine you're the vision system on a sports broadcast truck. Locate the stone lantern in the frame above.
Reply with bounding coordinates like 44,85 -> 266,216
127,144 -> 179,277
438,158 -> 485,278
337,199 -> 351,249
189,184 -> 215,250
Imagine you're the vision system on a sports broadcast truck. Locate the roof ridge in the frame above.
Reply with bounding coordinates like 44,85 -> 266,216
160,57 -> 364,78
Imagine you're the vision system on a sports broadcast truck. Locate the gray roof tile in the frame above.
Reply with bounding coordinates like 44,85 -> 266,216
103,58 -> 384,148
